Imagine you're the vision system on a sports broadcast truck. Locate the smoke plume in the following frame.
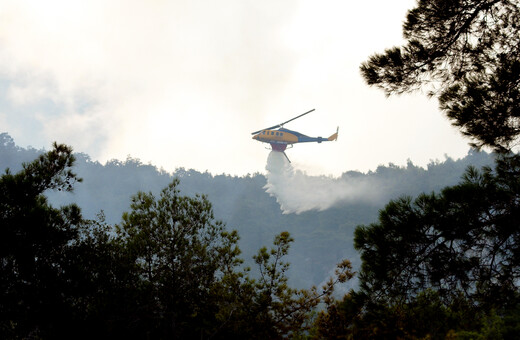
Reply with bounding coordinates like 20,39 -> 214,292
264,151 -> 382,214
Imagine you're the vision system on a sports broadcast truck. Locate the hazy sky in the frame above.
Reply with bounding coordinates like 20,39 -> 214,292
0,0 -> 471,176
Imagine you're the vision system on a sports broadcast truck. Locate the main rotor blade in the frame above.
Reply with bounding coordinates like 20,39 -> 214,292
251,109 -> 315,135
279,108 -> 315,127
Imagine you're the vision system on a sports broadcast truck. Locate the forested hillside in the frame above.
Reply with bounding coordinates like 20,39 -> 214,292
0,132 -> 494,288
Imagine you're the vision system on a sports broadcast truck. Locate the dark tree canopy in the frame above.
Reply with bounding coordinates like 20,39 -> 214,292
312,156 -> 520,338
0,143 -> 83,338
0,145 -> 355,339
117,188 -> 354,339
310,1 -> 520,337
115,179 -> 246,338
354,155 -> 520,307
361,0 -> 520,151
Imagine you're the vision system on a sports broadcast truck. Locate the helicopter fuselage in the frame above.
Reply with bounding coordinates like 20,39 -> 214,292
251,109 -> 338,160
252,128 -> 334,151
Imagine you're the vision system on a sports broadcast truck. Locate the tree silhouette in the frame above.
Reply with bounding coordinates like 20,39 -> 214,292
0,143 -> 82,338
361,0 -> 520,151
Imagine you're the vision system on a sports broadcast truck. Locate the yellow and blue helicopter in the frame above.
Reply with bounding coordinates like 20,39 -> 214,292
251,109 -> 338,162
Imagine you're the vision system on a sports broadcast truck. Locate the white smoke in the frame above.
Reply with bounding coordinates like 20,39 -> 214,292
264,151 -> 382,214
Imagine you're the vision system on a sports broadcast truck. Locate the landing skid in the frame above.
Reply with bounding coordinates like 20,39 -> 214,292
265,146 -> 292,163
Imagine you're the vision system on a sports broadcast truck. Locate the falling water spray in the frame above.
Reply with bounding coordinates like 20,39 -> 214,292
264,151 -> 382,214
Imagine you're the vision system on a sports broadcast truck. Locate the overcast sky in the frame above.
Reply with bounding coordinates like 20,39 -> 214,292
0,0 -> 471,176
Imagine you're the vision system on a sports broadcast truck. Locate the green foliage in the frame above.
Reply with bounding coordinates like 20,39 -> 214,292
313,289 -> 520,339
0,143 -> 83,338
310,155 -> 520,338
343,1 -> 520,337
354,155 -> 520,307
0,146 -> 356,338
112,183 -> 356,338
360,0 -> 520,151
247,233 -> 354,338
115,178 -> 245,338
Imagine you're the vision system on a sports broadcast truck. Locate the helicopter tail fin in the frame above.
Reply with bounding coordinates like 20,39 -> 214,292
328,127 -> 339,141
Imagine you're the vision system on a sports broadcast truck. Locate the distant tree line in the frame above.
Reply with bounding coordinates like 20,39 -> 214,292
0,131 -> 496,291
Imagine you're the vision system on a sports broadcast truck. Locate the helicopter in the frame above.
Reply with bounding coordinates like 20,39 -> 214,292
251,109 -> 338,162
